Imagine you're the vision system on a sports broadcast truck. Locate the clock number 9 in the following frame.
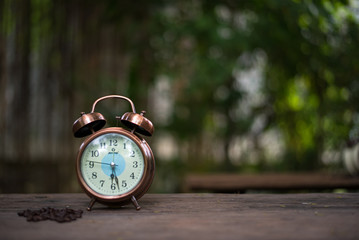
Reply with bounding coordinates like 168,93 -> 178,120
89,161 -> 94,168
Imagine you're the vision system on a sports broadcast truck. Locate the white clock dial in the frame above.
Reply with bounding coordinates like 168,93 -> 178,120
80,133 -> 145,196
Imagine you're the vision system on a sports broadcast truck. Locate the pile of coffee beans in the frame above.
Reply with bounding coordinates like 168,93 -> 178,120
18,207 -> 83,223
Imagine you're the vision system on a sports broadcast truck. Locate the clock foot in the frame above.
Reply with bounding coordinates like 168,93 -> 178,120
131,196 -> 141,210
87,198 -> 96,211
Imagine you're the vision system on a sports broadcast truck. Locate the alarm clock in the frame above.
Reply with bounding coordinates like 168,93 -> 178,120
72,95 -> 155,211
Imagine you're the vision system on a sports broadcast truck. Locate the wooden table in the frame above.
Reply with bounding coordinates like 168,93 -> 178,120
1,193 -> 358,240
183,173 -> 359,192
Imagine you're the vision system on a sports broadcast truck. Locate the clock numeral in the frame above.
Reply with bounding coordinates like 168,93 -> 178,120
100,180 -> 105,187
89,161 -> 94,168
123,143 -> 127,149
92,172 -> 97,179
100,142 -> 106,149
111,183 -> 116,190
130,172 -> 135,179
122,180 -> 127,188
110,139 -> 118,146
133,161 -> 138,168
130,150 -> 135,157
91,150 -> 99,157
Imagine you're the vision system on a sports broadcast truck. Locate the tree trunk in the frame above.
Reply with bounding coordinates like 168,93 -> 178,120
2,0 -> 31,163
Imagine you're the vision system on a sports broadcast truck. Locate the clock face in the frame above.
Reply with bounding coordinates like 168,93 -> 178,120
80,132 -> 145,196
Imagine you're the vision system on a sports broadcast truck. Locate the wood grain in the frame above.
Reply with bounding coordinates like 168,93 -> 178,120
1,193 -> 358,240
183,173 -> 359,192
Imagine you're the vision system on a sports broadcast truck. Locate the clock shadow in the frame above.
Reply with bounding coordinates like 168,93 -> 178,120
86,204 -> 140,212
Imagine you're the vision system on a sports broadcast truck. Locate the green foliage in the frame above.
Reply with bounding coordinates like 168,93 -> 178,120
244,0 -> 359,170
149,0 -> 359,172
2,0 -> 358,176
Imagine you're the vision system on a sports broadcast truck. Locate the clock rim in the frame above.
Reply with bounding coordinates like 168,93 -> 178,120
76,127 -> 155,205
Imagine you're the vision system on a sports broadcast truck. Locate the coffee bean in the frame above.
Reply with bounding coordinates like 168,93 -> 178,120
18,207 -> 83,223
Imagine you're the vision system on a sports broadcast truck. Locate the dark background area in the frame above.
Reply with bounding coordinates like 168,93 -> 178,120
1,0 -> 359,193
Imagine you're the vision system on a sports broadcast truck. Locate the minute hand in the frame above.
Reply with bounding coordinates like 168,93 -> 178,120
86,160 -> 117,166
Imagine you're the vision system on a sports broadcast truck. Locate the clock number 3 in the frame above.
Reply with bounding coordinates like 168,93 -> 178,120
133,161 -> 138,168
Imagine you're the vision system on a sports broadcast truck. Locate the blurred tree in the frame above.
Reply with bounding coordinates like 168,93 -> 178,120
150,0 -> 359,173
0,0 -> 31,163
242,0 -> 359,170
0,0 -> 358,193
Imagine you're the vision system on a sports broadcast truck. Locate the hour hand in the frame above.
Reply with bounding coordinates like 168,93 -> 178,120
115,176 -> 119,190
110,173 -> 114,185
114,169 -> 120,189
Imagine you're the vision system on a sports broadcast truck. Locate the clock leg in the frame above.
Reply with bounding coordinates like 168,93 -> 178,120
131,196 -> 141,210
87,197 -> 96,211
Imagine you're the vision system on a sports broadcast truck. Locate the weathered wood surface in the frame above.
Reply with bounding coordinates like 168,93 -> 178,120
184,173 -> 359,192
1,193 -> 358,240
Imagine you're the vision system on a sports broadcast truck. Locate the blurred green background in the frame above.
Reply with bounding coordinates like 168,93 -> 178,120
1,0 -> 359,193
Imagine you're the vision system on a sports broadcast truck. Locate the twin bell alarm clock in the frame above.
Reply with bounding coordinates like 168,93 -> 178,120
72,95 -> 155,211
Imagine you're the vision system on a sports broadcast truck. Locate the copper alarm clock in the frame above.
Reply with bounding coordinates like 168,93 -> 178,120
72,95 -> 155,211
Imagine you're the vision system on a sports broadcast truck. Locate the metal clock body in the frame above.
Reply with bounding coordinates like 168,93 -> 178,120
73,95 -> 155,211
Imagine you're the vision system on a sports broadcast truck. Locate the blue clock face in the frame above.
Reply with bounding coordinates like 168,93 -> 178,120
101,152 -> 126,177
80,133 -> 145,196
